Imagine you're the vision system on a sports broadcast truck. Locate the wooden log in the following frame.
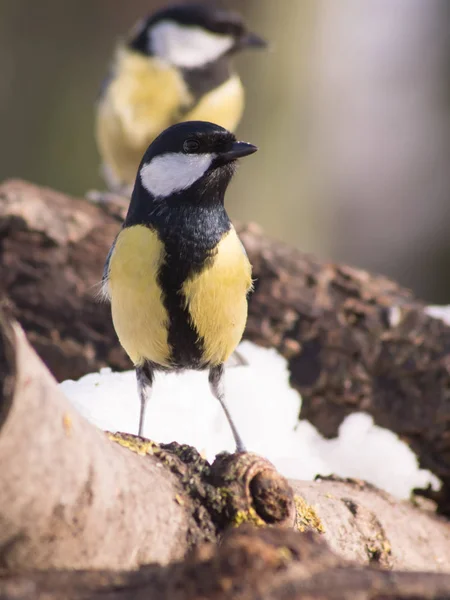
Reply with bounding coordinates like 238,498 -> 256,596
0,312 -> 189,570
1,179 -> 450,515
1,309 -> 450,576
2,526 -> 450,600
0,310 -> 297,571
290,477 -> 450,572
239,225 -> 450,514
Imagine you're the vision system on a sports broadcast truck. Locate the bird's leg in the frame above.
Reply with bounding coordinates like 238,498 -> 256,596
136,363 -> 154,437
209,364 -> 246,452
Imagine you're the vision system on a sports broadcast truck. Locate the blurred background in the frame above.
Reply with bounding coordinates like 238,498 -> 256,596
1,0 -> 450,301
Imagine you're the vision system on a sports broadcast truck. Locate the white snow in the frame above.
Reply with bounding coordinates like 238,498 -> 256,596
426,305 -> 450,326
60,340 -> 439,500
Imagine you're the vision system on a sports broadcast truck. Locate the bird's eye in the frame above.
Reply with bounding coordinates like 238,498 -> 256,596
183,139 -> 200,153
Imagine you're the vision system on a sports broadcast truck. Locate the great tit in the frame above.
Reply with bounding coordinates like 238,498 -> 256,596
95,3 -> 266,193
102,120 -> 257,451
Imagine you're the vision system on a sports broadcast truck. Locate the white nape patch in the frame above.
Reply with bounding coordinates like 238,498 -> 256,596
150,21 -> 234,68
140,152 -> 214,198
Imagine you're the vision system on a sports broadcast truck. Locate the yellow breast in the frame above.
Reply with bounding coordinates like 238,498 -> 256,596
107,225 -> 170,367
185,75 -> 245,135
182,227 -> 252,366
96,48 -> 245,188
96,48 -> 191,187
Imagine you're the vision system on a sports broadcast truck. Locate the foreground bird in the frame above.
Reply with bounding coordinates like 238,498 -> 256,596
102,121 -> 257,450
95,3 -> 266,192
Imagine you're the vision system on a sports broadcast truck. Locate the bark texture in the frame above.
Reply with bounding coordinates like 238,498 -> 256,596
0,310 -> 297,571
2,526 -> 450,600
239,225 -> 450,514
0,313 -> 189,570
290,477 -> 450,572
1,179 -> 450,516
3,269 -> 450,597
1,310 -> 450,577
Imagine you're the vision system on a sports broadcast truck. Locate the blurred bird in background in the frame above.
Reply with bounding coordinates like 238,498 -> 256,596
102,120 -> 257,449
95,2 -> 266,195
5,1 -> 450,301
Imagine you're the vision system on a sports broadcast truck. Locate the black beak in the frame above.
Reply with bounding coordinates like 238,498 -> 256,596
219,141 -> 258,164
239,31 -> 267,49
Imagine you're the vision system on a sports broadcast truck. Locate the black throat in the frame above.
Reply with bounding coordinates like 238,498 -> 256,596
128,30 -> 233,104
180,56 -> 233,105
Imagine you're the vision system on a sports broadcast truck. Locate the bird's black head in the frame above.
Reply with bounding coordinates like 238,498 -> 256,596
127,3 -> 266,68
127,121 -> 256,221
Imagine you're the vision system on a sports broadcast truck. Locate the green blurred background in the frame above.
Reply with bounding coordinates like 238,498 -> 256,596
2,0 -> 450,301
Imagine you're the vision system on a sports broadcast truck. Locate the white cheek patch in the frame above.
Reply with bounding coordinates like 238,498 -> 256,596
150,21 -> 234,68
140,152 -> 215,198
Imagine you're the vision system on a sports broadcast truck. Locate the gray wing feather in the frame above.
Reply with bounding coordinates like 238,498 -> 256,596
100,238 -> 117,301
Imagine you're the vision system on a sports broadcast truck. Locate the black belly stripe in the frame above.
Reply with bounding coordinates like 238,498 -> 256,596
162,277 -> 205,369
155,204 -> 231,370
125,175 -> 234,370
158,241 -> 218,370
180,57 -> 232,107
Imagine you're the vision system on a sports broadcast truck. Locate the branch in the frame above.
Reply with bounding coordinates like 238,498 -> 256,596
1,309 -> 450,576
0,309 -> 297,570
1,179 -> 450,515
0,311 -> 189,569
2,526 -> 450,600
239,225 -> 450,513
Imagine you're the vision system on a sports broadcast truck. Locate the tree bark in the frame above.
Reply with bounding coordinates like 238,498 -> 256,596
3,275 -> 450,598
290,477 -> 450,572
1,179 -> 450,516
0,310 -> 297,571
239,225 -> 450,515
2,526 -> 450,600
0,312 -> 189,570
1,307 -> 450,576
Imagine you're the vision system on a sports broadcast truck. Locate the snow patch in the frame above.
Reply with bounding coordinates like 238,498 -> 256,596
61,341 -> 439,499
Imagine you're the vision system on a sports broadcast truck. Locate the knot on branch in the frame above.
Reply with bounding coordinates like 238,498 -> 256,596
132,442 -> 296,536
209,452 -> 295,528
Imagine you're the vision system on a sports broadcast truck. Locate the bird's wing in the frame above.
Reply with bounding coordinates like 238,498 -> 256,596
100,238 -> 117,302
